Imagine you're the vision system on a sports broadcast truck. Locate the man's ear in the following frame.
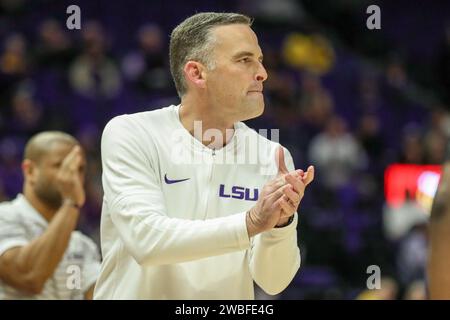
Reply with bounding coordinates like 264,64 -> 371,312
22,159 -> 37,184
184,61 -> 207,90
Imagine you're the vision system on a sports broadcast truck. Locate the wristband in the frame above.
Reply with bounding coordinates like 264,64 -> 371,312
275,215 -> 294,228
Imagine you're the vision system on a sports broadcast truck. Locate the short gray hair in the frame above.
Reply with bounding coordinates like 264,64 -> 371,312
169,12 -> 252,97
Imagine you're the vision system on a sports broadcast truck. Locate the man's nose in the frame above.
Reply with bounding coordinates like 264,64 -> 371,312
255,62 -> 268,82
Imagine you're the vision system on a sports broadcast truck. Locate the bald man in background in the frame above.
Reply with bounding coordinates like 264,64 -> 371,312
0,131 -> 101,299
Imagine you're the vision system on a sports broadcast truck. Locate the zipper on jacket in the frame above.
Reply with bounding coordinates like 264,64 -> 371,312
203,148 -> 215,219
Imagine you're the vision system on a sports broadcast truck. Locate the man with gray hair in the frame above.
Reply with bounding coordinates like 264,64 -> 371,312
94,12 -> 314,299
0,131 -> 101,299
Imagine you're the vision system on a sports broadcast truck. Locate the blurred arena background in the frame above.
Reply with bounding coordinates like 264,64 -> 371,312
0,0 -> 449,299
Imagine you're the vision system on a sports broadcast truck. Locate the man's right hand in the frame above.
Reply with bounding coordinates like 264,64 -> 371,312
246,146 -> 314,237
55,145 -> 85,207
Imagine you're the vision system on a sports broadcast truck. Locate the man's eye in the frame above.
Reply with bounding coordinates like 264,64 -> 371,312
239,58 -> 250,63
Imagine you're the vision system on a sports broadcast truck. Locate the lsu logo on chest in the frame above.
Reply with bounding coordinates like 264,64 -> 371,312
219,184 -> 259,201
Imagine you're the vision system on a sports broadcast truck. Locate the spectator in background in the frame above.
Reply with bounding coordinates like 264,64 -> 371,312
298,73 -> 335,144
398,127 -> 425,164
358,71 -> 381,112
0,34 -> 29,104
0,33 -> 28,77
259,47 -> 300,126
121,24 -> 172,95
0,132 -> 101,299
34,19 -> 75,70
396,223 -> 428,287
427,107 -> 450,137
68,21 -> 122,126
383,190 -> 428,243
9,89 -> 43,136
357,113 -> 384,167
69,21 -> 121,100
308,115 -> 367,189
385,57 -> 408,91
424,130 -> 447,164
423,107 -> 450,164
355,113 -> 385,209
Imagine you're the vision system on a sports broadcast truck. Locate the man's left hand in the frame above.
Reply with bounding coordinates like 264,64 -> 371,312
274,147 -> 314,227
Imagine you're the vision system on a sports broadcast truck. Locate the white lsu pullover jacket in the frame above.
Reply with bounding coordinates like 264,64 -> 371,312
94,105 -> 301,299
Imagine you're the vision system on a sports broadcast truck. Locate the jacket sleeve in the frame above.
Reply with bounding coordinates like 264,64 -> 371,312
248,146 -> 301,295
101,116 -> 250,267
